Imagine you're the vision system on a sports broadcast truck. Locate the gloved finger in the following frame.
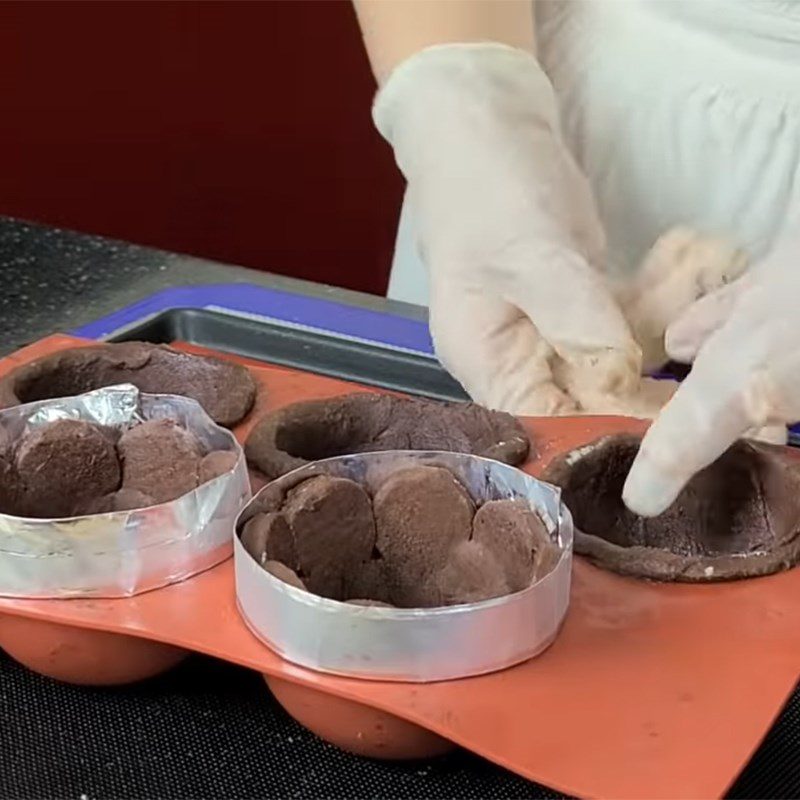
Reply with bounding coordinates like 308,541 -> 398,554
619,227 -> 749,372
622,327 -> 754,517
501,247 -> 636,354
747,424 -> 788,445
429,282 -> 576,416
665,279 -> 747,363
559,374 -> 677,419
503,248 -> 642,397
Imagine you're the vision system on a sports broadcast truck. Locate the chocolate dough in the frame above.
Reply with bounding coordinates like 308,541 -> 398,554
0,446 -> 23,516
472,499 -> 558,592
75,488 -> 156,516
199,450 -> 239,484
240,476 -> 376,599
427,540 -> 510,606
0,342 -> 257,427
117,419 -> 203,504
0,415 -> 237,518
244,393 -> 530,479
15,419 -> 121,518
373,466 -> 474,607
240,464 -> 558,608
264,560 -> 306,590
241,511 -> 297,568
543,433 -> 800,581
282,476 -> 376,599
344,557 -> 393,605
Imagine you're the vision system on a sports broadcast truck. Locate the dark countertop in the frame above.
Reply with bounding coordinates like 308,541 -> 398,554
0,215 -> 424,356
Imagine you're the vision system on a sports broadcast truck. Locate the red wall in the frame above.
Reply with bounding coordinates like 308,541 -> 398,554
0,1 -> 403,295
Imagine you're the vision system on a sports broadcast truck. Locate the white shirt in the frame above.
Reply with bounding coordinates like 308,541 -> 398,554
388,0 -> 800,306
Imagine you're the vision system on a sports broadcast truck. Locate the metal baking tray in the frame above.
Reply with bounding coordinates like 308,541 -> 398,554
107,308 -> 467,402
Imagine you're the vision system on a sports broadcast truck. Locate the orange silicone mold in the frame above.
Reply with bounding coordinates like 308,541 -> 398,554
0,335 -> 798,799
0,614 -> 188,685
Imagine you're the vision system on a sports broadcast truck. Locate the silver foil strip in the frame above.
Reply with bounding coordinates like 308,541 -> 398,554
235,451 -> 573,683
0,384 -> 251,598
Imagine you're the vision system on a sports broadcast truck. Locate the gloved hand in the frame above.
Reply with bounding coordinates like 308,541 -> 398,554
624,232 -> 800,517
615,226 -> 748,373
373,43 -> 642,415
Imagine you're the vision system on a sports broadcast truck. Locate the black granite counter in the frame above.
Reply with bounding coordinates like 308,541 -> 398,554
0,215 -> 423,356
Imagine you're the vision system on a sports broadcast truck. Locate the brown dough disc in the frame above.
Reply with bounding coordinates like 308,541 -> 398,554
543,433 -> 800,581
344,557 -> 393,605
199,450 -> 239,484
15,419 -> 121,518
282,475 -> 376,600
74,488 -> 155,516
426,540 -> 510,606
0,342 -> 257,427
240,511 -> 297,569
244,393 -> 530,479
472,499 -> 557,592
117,419 -> 202,504
373,466 -> 474,607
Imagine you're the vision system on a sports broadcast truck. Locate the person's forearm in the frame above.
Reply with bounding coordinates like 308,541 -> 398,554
353,0 -> 536,84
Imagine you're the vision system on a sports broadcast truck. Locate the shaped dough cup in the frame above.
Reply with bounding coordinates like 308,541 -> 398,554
0,385 -> 251,598
235,451 -> 572,683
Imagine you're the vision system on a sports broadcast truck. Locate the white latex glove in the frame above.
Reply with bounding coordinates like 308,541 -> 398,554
374,44 -> 642,415
624,233 -> 800,517
616,226 -> 748,373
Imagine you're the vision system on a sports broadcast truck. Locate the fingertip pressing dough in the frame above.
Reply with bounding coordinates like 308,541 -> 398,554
544,433 -> 800,581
